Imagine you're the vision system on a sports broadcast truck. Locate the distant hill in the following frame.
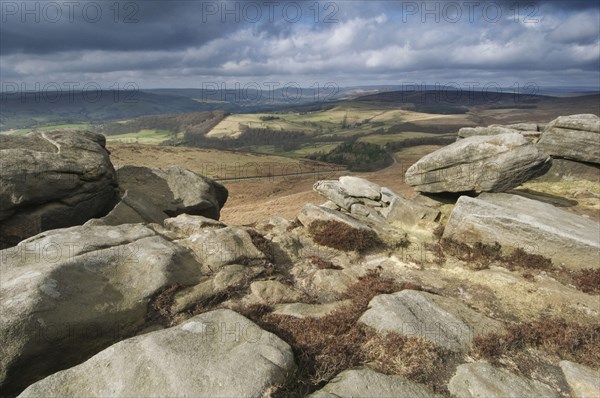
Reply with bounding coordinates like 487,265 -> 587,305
0,87 -> 344,131
0,90 -> 213,131
354,90 -> 600,114
3,86 -> 597,132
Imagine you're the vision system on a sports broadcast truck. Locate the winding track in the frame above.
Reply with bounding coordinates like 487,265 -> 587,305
40,132 -> 62,154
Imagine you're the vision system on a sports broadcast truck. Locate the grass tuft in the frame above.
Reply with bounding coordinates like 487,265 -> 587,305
308,256 -> 342,270
571,268 -> 600,295
147,283 -> 184,326
436,238 -> 553,271
472,318 -> 600,367
237,270 -> 447,396
308,220 -> 383,252
247,229 -> 275,261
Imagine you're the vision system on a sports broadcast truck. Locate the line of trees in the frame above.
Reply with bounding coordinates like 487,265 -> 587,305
308,141 -> 394,172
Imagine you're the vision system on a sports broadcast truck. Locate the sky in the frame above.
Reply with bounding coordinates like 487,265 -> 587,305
1,0 -> 599,90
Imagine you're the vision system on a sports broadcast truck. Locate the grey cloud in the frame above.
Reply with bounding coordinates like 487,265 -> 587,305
0,0 -> 598,88
547,13 -> 600,44
0,0 -> 274,55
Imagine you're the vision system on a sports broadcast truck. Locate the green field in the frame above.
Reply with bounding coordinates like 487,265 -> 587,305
105,129 -> 180,145
6,123 -> 92,136
1,102 -> 463,168
206,101 -> 466,140
207,103 -> 404,138
5,123 -> 178,146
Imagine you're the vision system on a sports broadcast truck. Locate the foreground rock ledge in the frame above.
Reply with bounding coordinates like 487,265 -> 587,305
559,360 -> 600,398
18,310 -> 296,398
358,290 -> 503,352
310,368 -> 440,398
0,223 -> 202,395
443,193 -> 600,270
448,362 -> 559,398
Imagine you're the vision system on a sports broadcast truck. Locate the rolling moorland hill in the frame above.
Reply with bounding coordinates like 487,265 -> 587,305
2,87 -> 598,132
94,91 -> 600,171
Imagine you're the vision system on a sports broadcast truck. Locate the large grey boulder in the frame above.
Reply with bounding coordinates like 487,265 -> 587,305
358,290 -> 503,352
117,166 -> 228,220
405,133 -> 551,193
0,130 -> 118,248
0,224 -> 202,395
172,264 -> 263,313
559,360 -> 600,398
310,368 -> 440,398
312,177 -> 423,226
18,310 -> 296,398
313,180 -> 359,210
385,195 -> 440,226
247,280 -> 305,304
349,203 -> 386,223
533,159 -> 600,183
85,188 -> 168,226
175,226 -> 266,273
161,213 -> 225,238
339,176 -> 382,200
538,114 -> 600,164
448,362 -> 559,398
443,193 -> 600,270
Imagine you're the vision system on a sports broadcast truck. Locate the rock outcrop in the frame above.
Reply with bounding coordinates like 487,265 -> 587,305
339,176 -> 382,200
247,280 -> 305,304
0,131 -> 118,248
0,223 -> 202,395
384,195 -> 440,225
358,290 -> 503,351
171,264 -> 264,313
85,188 -> 168,226
18,310 -> 296,398
298,203 -> 377,235
448,362 -> 559,398
272,300 -> 352,319
175,225 -> 266,272
533,159 -> 600,183
559,360 -> 600,398
405,133 -> 551,193
443,193 -> 600,269
538,114 -> 600,164
313,177 -> 439,226
3,114 -> 599,398
117,166 -> 228,220
310,368 -> 440,398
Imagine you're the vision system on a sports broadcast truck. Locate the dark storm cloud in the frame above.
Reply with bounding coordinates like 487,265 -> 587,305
0,0 -> 321,55
0,0 -> 246,55
0,0 -> 598,87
